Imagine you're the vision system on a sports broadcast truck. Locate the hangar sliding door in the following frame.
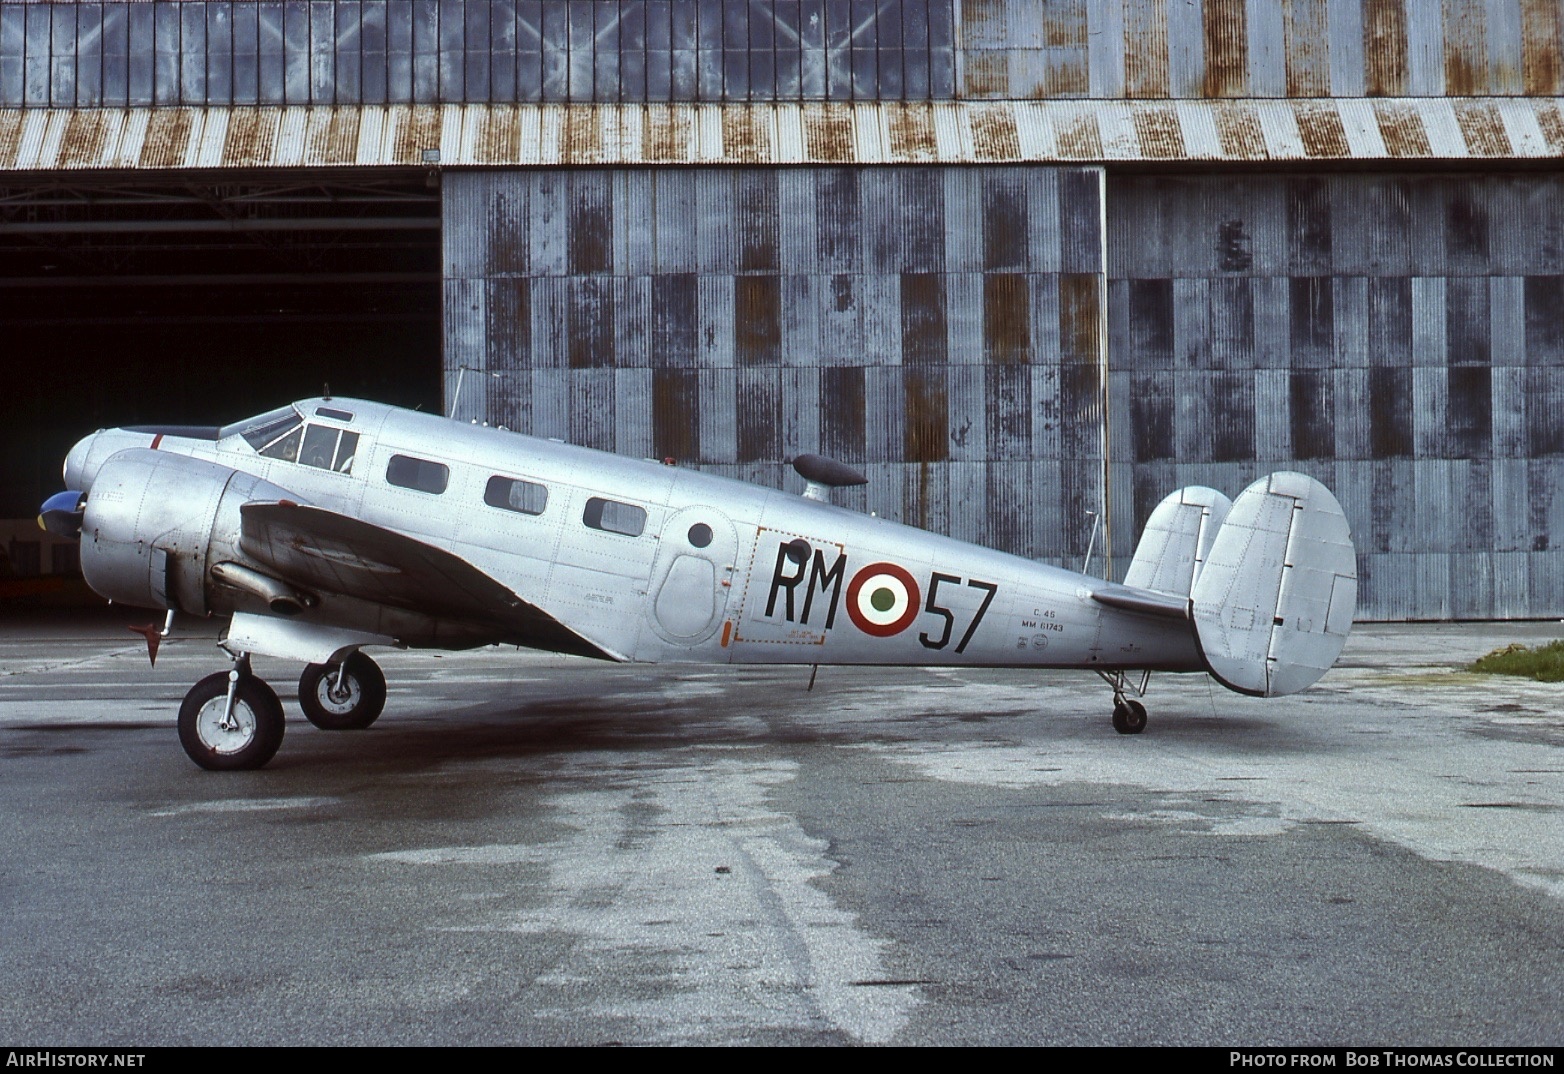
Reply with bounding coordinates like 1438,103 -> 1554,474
1108,173 -> 1564,621
442,166 -> 1111,571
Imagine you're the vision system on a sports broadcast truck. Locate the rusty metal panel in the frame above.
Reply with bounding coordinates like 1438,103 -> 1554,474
1453,98 -> 1512,156
1211,100 -> 1267,158
1197,0 -> 1247,97
485,276 -> 532,371
1111,171 -> 1564,617
1363,0 -> 1410,96
1520,0 -> 1563,94
1368,100 -> 1428,158
1130,104 -> 1184,158
1122,0 -> 1170,98
1443,0 -> 1489,95
20,98 -> 1564,167
1284,0 -> 1332,96
442,164 -> 1105,571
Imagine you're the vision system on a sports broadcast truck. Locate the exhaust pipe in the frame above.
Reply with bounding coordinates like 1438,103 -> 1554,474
211,561 -> 317,617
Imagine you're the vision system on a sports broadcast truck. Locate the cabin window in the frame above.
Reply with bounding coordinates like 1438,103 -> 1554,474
484,476 -> 548,516
315,406 -> 355,423
583,497 -> 646,537
300,427 -> 360,474
386,454 -> 449,494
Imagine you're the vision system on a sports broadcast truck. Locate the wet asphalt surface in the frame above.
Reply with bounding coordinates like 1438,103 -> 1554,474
1,610 -> 1561,1046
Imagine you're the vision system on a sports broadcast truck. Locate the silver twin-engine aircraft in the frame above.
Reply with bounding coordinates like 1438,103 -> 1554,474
39,398 -> 1358,770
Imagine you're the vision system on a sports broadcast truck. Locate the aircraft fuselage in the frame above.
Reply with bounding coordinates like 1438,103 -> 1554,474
65,398 -> 1203,674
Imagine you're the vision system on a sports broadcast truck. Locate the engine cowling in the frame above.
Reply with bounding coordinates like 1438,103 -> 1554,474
80,449 -> 297,614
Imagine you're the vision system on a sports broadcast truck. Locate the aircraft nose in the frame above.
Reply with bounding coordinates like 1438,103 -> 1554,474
63,433 -> 96,492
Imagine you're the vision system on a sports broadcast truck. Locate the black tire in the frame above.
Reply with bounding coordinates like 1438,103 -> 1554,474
178,671 -> 286,771
298,652 -> 387,731
1112,699 -> 1148,735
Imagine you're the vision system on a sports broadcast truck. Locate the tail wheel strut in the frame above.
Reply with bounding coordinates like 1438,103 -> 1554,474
1096,669 -> 1151,735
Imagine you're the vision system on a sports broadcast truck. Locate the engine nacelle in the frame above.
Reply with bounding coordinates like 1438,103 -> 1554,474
80,449 -> 297,614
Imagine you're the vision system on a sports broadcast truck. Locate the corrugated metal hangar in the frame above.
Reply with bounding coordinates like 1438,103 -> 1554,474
2,0 -> 1562,620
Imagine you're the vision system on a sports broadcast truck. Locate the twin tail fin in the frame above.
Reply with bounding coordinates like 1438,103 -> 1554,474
1120,473 -> 1357,698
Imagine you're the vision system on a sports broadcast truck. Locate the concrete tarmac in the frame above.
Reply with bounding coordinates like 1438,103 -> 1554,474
0,610 -> 1561,1046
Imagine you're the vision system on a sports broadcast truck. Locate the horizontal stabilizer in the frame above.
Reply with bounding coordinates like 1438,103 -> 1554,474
1190,473 -> 1357,697
1090,583 -> 1190,621
1124,486 -> 1232,598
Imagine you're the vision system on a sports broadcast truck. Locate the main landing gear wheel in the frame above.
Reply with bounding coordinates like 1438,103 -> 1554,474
298,652 -> 387,731
1112,698 -> 1148,735
178,670 -> 285,771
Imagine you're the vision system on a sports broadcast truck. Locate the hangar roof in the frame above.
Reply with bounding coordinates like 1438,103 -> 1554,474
2,97 -> 1561,173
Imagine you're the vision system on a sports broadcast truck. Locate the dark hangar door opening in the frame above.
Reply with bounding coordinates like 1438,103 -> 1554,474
0,172 -> 442,521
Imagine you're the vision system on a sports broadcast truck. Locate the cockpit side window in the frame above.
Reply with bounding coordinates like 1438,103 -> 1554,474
333,431 -> 359,473
257,425 -> 304,462
300,425 -> 340,470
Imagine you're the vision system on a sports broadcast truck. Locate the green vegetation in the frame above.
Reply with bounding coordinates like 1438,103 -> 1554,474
1469,641 -> 1564,683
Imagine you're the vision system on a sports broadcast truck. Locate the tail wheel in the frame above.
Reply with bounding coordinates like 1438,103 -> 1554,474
178,672 -> 285,770
1112,699 -> 1148,735
298,652 -> 387,731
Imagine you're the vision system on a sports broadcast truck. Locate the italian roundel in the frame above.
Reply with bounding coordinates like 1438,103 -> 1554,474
845,562 -> 922,637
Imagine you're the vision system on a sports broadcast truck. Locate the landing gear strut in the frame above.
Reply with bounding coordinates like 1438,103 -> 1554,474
298,652 -> 387,731
1096,669 -> 1151,735
177,654 -> 286,770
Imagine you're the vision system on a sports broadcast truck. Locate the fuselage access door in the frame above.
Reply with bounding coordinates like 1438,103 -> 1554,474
642,505 -> 741,653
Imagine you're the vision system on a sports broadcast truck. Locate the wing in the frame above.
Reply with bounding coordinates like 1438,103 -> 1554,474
238,501 -> 615,660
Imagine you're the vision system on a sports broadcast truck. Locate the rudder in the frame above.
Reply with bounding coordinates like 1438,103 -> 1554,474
1124,486 -> 1233,598
1189,472 -> 1357,697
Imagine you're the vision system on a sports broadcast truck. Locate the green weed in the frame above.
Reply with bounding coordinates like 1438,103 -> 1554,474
1469,641 -> 1564,683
